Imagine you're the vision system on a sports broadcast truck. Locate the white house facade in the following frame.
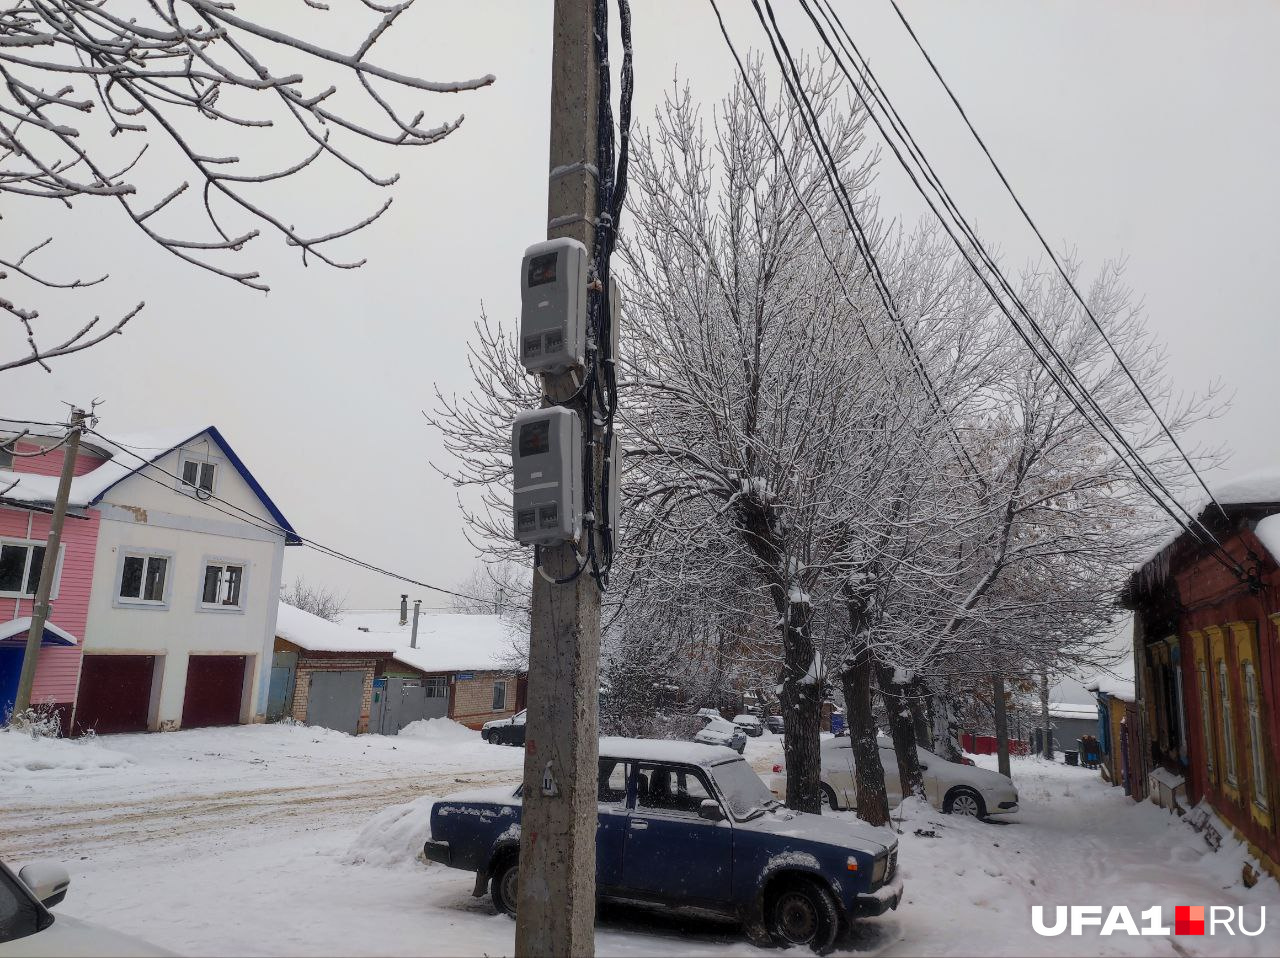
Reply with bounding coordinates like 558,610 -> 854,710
75,428 -> 295,732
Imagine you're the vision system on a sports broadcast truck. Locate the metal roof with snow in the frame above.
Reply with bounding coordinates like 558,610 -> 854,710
275,603 -> 395,655
337,609 -> 526,675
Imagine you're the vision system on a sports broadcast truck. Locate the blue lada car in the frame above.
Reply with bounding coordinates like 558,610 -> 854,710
425,737 -> 902,954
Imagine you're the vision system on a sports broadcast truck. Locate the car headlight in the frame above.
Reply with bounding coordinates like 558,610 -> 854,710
871,854 -> 887,884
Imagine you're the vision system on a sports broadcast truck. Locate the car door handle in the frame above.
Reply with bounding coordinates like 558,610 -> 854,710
630,820 -> 649,830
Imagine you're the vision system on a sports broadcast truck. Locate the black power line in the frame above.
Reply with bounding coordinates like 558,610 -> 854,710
886,0 -> 1232,528
758,0 -> 1247,581
85,429 -> 511,610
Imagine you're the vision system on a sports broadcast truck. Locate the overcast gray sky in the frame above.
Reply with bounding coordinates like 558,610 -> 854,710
5,1 -> 1278,612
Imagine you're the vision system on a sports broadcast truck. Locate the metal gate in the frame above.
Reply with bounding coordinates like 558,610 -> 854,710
372,677 -> 439,734
305,670 -> 364,734
266,651 -> 297,722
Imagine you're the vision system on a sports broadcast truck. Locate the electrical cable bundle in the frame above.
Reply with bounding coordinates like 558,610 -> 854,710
537,0 -> 632,592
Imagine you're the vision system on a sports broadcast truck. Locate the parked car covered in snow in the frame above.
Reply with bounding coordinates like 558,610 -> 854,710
425,738 -> 901,953
768,735 -> 1018,819
481,709 -> 526,746
695,715 -> 747,753
764,714 -> 785,735
732,713 -> 764,737
0,858 -> 172,957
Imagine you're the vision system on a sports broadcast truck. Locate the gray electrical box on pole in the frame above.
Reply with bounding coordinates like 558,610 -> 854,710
513,1 -> 602,955
520,238 -> 589,374
512,407 -> 582,546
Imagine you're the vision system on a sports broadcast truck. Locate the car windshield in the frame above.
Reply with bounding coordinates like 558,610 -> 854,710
702,717 -> 735,733
710,759 -> 780,820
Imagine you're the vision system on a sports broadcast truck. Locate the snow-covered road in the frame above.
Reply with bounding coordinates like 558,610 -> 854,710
2,723 -> 1276,957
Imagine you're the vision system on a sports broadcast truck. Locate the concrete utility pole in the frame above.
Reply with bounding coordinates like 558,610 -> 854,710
9,408 -> 85,724
992,671 -> 1011,778
514,2 -> 602,955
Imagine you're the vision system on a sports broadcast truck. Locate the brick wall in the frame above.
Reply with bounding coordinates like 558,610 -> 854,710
289,653 -> 380,734
450,671 -> 521,729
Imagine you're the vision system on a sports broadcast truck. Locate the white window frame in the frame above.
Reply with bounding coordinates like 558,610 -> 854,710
177,454 -> 220,496
1218,660 -> 1238,786
1244,663 -> 1268,810
113,549 -> 174,609
491,680 -> 507,712
197,557 -> 248,614
0,537 -> 63,600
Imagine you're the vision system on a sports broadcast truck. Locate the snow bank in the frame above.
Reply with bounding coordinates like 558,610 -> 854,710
344,794 -> 436,867
0,729 -> 133,775
1255,514 -> 1280,564
397,717 -> 476,744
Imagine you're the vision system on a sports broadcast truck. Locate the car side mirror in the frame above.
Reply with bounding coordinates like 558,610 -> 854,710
698,799 -> 725,822
19,862 -> 70,909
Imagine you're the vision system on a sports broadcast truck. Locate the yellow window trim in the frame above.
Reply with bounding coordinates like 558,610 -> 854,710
1189,630 -> 1216,784
1230,621 -> 1273,831
1205,626 -> 1242,804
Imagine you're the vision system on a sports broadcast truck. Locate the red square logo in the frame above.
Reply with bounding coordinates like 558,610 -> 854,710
1175,906 -> 1205,935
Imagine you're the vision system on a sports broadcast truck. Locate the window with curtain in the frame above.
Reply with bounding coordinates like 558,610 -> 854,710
1244,663 -> 1268,809
1217,660 -> 1238,786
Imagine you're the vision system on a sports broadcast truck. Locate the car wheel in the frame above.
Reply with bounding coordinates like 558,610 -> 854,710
944,786 -> 986,818
766,876 -> 841,954
819,783 -> 839,812
491,855 -> 520,917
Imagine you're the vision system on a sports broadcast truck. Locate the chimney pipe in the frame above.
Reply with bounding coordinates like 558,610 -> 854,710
410,599 -> 422,649
399,594 -> 408,626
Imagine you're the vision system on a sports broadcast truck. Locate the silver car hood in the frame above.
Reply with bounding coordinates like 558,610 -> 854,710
743,806 -> 895,855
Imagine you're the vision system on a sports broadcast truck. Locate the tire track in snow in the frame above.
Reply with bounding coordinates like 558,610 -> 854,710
0,768 -> 519,860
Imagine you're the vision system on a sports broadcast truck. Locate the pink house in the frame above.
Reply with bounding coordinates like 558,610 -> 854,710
2,420 -> 297,734
1,433 -> 109,730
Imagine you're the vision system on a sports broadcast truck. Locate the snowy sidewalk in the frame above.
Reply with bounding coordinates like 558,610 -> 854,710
2,727 -> 1276,956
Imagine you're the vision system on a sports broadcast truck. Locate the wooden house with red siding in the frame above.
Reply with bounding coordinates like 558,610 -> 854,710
1124,470 -> 1280,878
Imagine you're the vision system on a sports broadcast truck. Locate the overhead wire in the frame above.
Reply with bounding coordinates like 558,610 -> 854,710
796,0 -> 1250,582
84,429 -> 514,610
886,0 -> 1233,528
708,0 -> 990,491
744,0 -> 1248,581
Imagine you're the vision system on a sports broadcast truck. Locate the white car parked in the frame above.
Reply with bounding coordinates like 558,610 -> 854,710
0,859 -> 172,956
694,715 -> 747,754
769,735 -> 1019,819
731,713 -> 764,737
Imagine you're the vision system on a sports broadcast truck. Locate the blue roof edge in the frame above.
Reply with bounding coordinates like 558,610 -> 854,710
89,426 -> 302,546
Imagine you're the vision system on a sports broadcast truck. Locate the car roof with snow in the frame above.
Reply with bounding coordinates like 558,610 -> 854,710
599,736 -> 741,766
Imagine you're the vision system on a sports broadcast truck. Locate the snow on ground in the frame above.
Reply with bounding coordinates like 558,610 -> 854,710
0,727 -> 133,775
2,726 -> 1277,957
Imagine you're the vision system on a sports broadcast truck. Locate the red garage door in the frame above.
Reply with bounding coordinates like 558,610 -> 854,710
183,655 -> 248,729
74,655 -> 155,735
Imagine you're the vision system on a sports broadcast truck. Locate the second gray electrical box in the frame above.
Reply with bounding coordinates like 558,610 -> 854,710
512,406 -> 581,545
520,238 -> 588,374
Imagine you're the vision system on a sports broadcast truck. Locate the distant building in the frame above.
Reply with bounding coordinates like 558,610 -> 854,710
339,607 -> 528,730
